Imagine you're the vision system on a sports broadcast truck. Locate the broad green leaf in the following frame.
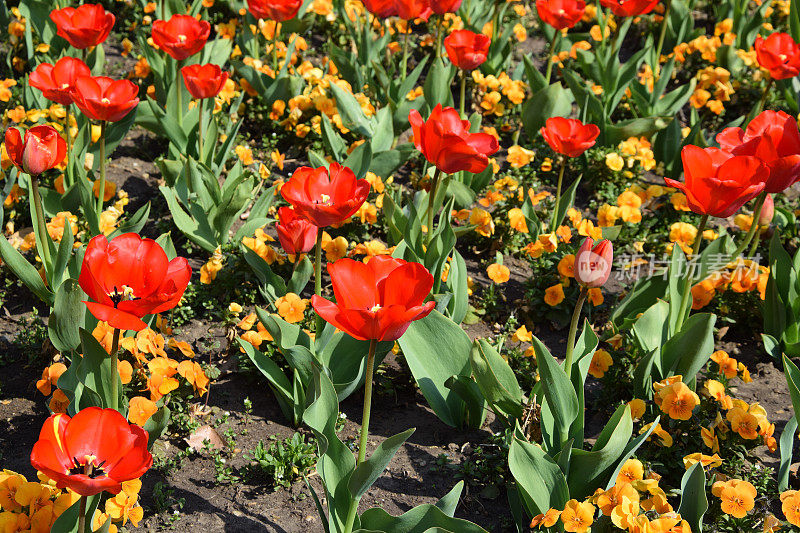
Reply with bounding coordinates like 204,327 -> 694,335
531,336 -> 579,447
508,437 -> 569,517
678,463 -> 707,532
349,428 -> 415,499
48,279 -> 86,353
469,339 -> 523,419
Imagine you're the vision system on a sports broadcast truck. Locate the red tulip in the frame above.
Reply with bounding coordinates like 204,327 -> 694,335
717,110 -> 800,193
575,238 -> 613,288
5,125 -> 66,176
276,207 -> 318,255
759,193 -> 774,226
181,64 -> 229,100
49,4 -> 115,49
755,33 -> 800,80
536,0 -> 586,30
409,104 -> 499,174
362,0 -> 399,17
430,0 -> 462,14
152,14 -> 211,61
29,57 -> 91,106
247,0 -> 303,21
362,0 -> 431,19
311,256 -> 436,341
78,233 -> 192,331
664,146 -> 767,218
540,117 -> 600,157
280,163 -> 370,227
71,76 -> 140,123
599,0 -> 659,17
30,407 -> 152,497
444,30 -> 491,71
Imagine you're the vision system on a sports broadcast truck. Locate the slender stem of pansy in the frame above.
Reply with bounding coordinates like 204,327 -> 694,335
550,157 -> 567,230
110,327 -> 121,412
564,287 -> 587,383
314,230 -> 324,337
732,191 -> 766,260
426,168 -> 443,247
544,30 -> 560,85
676,213 -> 708,329
459,69 -> 467,117
96,121 -> 107,221
435,15 -> 444,61
653,0 -> 672,79
77,495 -> 87,533
30,175 -> 51,272
401,26 -> 411,80
198,98 -> 205,163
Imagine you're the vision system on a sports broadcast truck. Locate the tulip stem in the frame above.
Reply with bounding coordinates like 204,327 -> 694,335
95,121 -> 107,221
77,495 -> 86,533
653,0 -> 672,79
110,327 -> 121,412
459,69 -> 467,117
30,176 -> 51,272
64,104 -> 73,187
273,22 -> 281,73
314,230 -> 324,337
426,168 -> 443,246
748,226 -> 763,258
749,78 -> 774,124
176,59 -> 183,128
435,15 -> 444,61
198,98 -> 205,162
564,287 -> 587,382
544,30 -> 560,85
401,26 -> 411,80
676,213 -> 708,329
732,191 -> 767,260
550,157 -> 567,230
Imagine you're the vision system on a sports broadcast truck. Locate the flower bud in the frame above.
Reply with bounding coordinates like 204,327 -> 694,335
575,238 -> 613,288
759,194 -> 774,227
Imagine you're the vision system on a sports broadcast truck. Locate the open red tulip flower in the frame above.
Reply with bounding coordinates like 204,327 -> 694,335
79,233 -> 192,332
575,238 -> 613,288
716,110 -> 800,193
247,0 -> 304,21
71,76 -> 140,123
152,14 -> 211,61
755,33 -> 800,80
29,57 -> 91,106
409,104 -> 499,175
444,30 -> 491,71
540,117 -> 600,158
49,4 -> 115,49
536,0 -> 586,30
30,407 -> 152,497
664,146 -> 767,218
5,125 -> 67,176
599,0 -> 659,17
276,207 -> 318,255
181,64 -> 229,100
280,163 -> 370,228
430,0 -> 463,14
311,256 -> 436,341
362,0 -> 431,19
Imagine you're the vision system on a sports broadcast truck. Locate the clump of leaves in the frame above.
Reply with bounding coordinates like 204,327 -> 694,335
244,433 -> 317,490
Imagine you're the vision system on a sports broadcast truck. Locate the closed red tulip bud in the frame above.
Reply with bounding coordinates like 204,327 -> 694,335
575,238 -> 613,288
311,256 -> 436,341
281,163 -> 370,228
599,0 -> 658,17
276,207 -> 318,255
755,33 -> 800,80
29,57 -> 91,106
759,194 -> 774,226
79,233 -> 192,331
50,4 -> 115,49
430,0 -> 463,14
30,407 -> 152,496
5,126 -> 67,176
664,146 -> 767,218
409,104 -> 499,175
444,30 -> 491,71
716,110 -> 800,193
540,117 -> 600,158
152,14 -> 211,61
181,64 -> 229,100
247,0 -> 303,21
536,0 -> 586,30
71,76 -> 140,123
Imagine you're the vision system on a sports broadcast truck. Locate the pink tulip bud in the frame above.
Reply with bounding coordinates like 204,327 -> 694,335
575,238 -> 613,288
759,194 -> 774,227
